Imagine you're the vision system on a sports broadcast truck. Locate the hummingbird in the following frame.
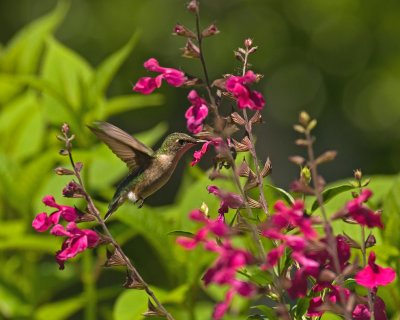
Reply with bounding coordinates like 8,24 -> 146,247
88,122 -> 203,220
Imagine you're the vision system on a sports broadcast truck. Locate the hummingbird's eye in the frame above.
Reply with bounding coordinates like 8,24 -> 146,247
178,139 -> 186,146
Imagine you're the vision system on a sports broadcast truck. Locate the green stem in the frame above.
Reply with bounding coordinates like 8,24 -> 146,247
82,251 -> 97,320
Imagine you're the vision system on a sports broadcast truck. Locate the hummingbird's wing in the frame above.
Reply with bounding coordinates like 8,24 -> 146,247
88,122 -> 155,170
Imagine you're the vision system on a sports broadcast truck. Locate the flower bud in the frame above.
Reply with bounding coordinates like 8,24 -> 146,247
187,0 -> 199,13
54,167 -> 75,175
173,23 -> 196,38
63,181 -> 84,198
244,38 -> 253,48
202,23 -> 219,38
61,123 -> 69,135
299,111 -> 310,127
365,234 -> 376,248
181,39 -> 200,58
354,169 -> 362,181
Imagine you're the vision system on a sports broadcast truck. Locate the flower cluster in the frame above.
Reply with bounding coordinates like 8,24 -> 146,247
225,70 -> 265,110
133,58 -> 186,94
177,209 -> 255,320
32,196 -> 99,269
185,90 -> 208,134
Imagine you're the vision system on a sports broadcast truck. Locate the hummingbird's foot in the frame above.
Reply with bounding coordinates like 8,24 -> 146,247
136,198 -> 144,208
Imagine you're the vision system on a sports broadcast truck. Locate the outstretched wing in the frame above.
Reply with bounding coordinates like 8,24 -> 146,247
88,122 -> 155,171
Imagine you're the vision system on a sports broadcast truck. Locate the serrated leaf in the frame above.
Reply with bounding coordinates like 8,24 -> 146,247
311,184 -> 356,212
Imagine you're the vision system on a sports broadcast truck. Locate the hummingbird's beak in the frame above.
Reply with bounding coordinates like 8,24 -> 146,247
194,138 -> 208,143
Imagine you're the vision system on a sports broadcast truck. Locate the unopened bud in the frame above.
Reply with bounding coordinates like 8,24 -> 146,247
354,169 -> 362,181
202,23 -> 219,38
181,39 -> 200,58
299,111 -> 310,127
54,167 -> 75,175
187,0 -> 199,13
234,51 -> 245,62
301,167 -> 311,183
173,23 -> 196,38
63,181 -> 84,198
61,123 -> 69,135
244,38 -> 253,48
365,234 -> 376,248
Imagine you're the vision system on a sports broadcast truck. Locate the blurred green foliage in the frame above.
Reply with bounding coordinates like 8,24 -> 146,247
0,1 -> 400,319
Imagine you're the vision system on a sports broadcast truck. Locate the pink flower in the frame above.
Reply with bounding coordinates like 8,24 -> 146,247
212,288 -> 235,320
176,209 -> 229,250
207,185 -> 243,217
225,70 -> 265,110
185,90 -> 208,134
51,222 -> 99,270
32,196 -> 78,232
355,251 -> 396,289
191,140 -> 212,166
267,200 -> 318,240
133,58 -> 186,94
346,189 -> 383,228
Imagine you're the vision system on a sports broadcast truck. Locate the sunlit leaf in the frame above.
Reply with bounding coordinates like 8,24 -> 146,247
0,1 -> 68,74
382,175 -> 400,247
310,184 -> 356,212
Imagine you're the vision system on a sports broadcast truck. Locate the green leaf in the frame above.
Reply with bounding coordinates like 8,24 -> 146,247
311,184 -> 356,212
251,305 -> 278,320
0,1 -> 68,74
34,295 -> 85,320
0,220 -> 26,238
94,32 -> 140,96
167,230 -> 195,238
103,94 -> 164,118
41,36 -> 93,125
382,175 -> 400,247
264,184 -> 295,209
294,297 -> 310,318
0,282 -> 32,318
113,289 -> 148,320
0,235 -> 60,253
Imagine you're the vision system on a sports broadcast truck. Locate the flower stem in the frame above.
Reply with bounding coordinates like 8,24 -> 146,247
67,149 -> 175,320
240,48 -> 269,215
304,130 -> 351,320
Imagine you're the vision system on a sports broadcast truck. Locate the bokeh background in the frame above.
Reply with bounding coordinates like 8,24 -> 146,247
1,0 -> 399,319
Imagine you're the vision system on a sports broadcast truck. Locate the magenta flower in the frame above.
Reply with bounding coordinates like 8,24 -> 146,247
307,284 -> 351,317
207,185 -> 243,217
133,58 -> 186,94
346,189 -> 383,228
225,70 -> 265,110
191,140 -> 212,166
185,90 -> 208,134
265,200 -> 318,240
176,209 -> 228,250
51,222 -> 99,270
32,196 -> 78,232
355,251 -> 396,289
213,288 -> 235,320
